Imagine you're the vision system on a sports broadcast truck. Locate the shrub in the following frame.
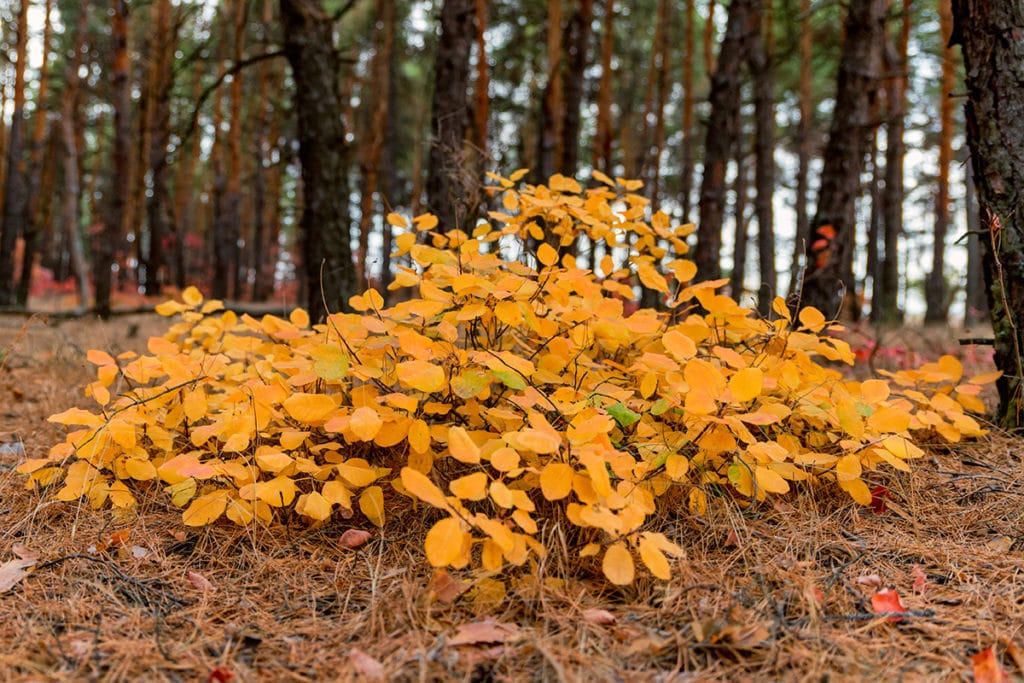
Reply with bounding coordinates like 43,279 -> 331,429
20,172 -> 998,585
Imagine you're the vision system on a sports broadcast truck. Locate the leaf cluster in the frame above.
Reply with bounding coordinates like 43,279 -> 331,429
21,172 -> 998,585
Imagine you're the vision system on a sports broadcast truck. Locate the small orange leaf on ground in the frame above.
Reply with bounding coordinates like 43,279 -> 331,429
448,619 -> 520,646
972,647 -> 1010,683
187,570 -> 215,592
427,567 -> 468,604
870,588 -> 906,623
0,546 -> 39,594
583,608 -> 617,625
339,529 -> 372,550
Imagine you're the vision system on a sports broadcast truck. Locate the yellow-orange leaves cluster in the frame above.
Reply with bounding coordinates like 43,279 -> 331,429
23,172 -> 997,586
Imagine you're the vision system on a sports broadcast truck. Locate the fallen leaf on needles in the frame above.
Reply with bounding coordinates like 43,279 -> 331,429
911,565 -> 927,594
449,620 -> 520,646
187,570 -> 215,592
339,529 -> 372,550
582,608 -> 617,625
972,647 -> 1010,683
869,485 -> 890,514
428,567 -> 468,604
0,545 -> 39,593
986,536 -> 1014,553
207,666 -> 233,683
348,648 -> 385,680
856,574 -> 882,588
1003,640 -> 1024,673
870,588 -> 907,623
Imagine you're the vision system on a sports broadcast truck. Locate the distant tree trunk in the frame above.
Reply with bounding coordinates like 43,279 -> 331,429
964,161 -> 988,325
59,3 -> 91,310
535,0 -> 563,184
357,0 -> 395,290
18,0 -> 53,305
250,0 -> 277,301
0,82 -> 7,208
800,0 -> 886,319
925,0 -> 954,323
679,0 -> 696,223
649,0 -> 671,204
749,2 -> 776,315
866,131 -> 882,301
472,0 -> 490,160
426,0 -> 476,231
379,24 -> 407,299
634,0 -> 667,183
788,0 -> 813,298
952,0 -> 1024,429
875,5 -> 910,324
0,0 -> 30,305
592,0 -> 615,174
560,0 -> 593,177
96,0 -> 132,318
142,0 -> 175,296
173,63 -> 203,290
695,0 -> 762,283
281,0 -> 356,319
729,133 -> 749,302
227,0 -> 247,299
703,0 -> 717,75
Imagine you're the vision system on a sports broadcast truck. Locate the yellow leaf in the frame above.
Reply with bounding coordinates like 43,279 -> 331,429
537,242 -> 559,267
297,491 -> 332,522
602,542 -> 635,585
447,426 -> 481,464
289,308 -> 310,328
349,406 -> 383,442
728,367 -> 763,403
182,491 -> 228,526
400,467 -> 451,511
450,472 -> 488,501
881,435 -> 924,460
359,486 -> 385,527
665,453 -> 689,480
637,263 -> 668,293
835,454 -> 861,482
867,406 -> 911,433
255,449 -> 294,474
755,465 -> 790,494
125,458 -> 158,481
638,535 -> 671,580
396,360 -> 446,393
968,370 -> 1002,385
489,447 -> 521,472
539,463 -> 574,501
386,211 -> 409,229
489,480 -> 515,509
321,480 -> 353,509
408,419 -> 431,453
839,477 -> 872,505
255,476 -> 298,507
549,173 -> 582,193
282,393 -> 337,423
181,286 -> 204,307
798,307 -> 827,332
688,487 -> 707,515
425,517 -> 469,567
861,379 -> 891,403
662,330 -> 697,361
836,398 -> 864,438
771,296 -> 792,321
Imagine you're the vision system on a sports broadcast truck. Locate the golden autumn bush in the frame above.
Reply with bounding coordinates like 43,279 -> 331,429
20,171 -> 999,585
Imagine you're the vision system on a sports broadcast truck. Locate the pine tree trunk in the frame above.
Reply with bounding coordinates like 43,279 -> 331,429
96,0 -> 132,318
729,133 -> 749,303
0,0 -> 30,305
592,0 -> 615,174
964,161 -> 988,325
749,2 -> 776,316
679,0 -> 696,224
925,0 -> 953,323
800,0 -> 886,319
426,0 -> 477,231
535,0 -> 563,184
695,0 -> 762,283
560,0 -> 593,177
281,0 -> 356,319
788,0 -> 813,298
952,0 -> 1024,429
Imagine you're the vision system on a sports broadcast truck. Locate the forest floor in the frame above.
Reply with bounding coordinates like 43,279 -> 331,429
0,313 -> 1022,682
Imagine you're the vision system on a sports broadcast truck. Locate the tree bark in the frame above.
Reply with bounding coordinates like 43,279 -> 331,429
788,0 -> 813,298
560,0 -> 593,177
96,0 -> 132,318
729,135 -> 750,303
0,0 -> 30,305
925,0 -> 954,323
281,0 -> 356,319
951,0 -> 1024,428
694,0 -> 762,283
749,2 -> 776,316
964,160 -> 988,325
592,0 -> 615,175
679,0 -> 696,223
535,0 -> 563,184
800,0 -> 887,319
426,0 -> 477,231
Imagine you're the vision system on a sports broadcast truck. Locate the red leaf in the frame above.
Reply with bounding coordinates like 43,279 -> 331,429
811,238 -> 830,252
911,565 -> 927,594
870,588 -> 907,623
207,666 -> 233,683
870,485 -> 890,514
816,224 -> 837,239
972,647 -> 1010,683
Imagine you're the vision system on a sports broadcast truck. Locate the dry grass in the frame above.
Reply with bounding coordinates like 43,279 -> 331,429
0,314 -> 1022,682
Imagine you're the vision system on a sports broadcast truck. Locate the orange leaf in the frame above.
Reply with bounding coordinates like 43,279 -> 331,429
972,647 -> 1010,683
870,588 -> 906,623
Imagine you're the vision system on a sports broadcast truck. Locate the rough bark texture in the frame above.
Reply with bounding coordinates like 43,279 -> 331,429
592,0 -> 615,174
96,0 -> 132,318
0,0 -> 30,305
788,0 -> 813,298
560,0 -> 593,177
426,0 -> 476,231
925,0 -> 954,323
679,0 -> 696,223
535,0 -> 563,183
19,0 -> 53,305
952,0 -> 1024,428
694,0 -> 762,283
281,0 -> 356,320
800,0 -> 886,319
749,4 -> 776,316
729,137 -> 749,302
142,0 -> 175,295
964,161 -> 988,325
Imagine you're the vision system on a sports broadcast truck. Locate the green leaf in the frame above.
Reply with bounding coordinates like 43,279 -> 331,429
607,402 -> 641,427
492,370 -> 527,391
